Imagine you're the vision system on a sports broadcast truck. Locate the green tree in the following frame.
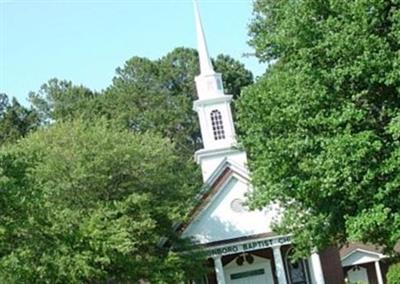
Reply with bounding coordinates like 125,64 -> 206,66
29,78 -> 101,123
237,0 -> 400,257
0,93 -> 8,113
0,93 -> 39,146
0,119 -> 204,283
214,54 -> 254,98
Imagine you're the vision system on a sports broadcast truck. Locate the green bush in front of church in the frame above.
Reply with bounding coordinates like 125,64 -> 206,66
0,119 -> 204,283
387,262 -> 400,284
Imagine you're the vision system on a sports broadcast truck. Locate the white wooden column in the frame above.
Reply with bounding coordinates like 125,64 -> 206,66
272,245 -> 288,284
213,256 -> 226,284
375,260 -> 384,284
310,252 -> 325,284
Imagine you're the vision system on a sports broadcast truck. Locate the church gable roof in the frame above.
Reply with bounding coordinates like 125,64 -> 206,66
203,158 -> 249,189
179,158 -> 249,231
180,159 -> 279,244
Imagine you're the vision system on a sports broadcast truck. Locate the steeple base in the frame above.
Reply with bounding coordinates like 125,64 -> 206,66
195,147 -> 247,181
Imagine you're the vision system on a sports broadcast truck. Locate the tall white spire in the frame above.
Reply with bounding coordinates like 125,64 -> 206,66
191,0 -> 247,181
193,0 -> 215,75
192,0 -> 225,99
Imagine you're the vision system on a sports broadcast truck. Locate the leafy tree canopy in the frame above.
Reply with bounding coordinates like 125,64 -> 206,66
0,93 -> 40,147
0,119 -> 204,283
28,79 -> 101,123
238,0 -> 400,257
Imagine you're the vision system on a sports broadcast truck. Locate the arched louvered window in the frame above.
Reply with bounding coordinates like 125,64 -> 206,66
211,110 -> 225,140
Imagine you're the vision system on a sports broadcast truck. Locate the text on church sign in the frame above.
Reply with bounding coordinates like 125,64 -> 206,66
207,236 -> 291,257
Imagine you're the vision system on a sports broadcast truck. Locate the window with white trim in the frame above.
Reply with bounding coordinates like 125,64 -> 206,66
210,110 -> 225,140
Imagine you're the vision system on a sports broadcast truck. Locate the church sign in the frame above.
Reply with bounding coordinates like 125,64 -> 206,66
207,236 -> 291,257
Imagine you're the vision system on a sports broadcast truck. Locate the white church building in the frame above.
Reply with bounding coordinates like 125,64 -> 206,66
179,1 -> 391,284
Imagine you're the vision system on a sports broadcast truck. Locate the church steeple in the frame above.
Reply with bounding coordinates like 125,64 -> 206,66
192,0 -> 224,100
193,0 -> 214,75
192,0 -> 247,181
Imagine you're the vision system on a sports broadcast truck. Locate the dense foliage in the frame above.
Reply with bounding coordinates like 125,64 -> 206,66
237,0 -> 400,256
0,119 -> 204,283
0,93 -> 39,146
387,262 -> 400,284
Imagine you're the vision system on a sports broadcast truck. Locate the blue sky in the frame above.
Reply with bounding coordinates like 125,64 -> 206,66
1,0 -> 265,105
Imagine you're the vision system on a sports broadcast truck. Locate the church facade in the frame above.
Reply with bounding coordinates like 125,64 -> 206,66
181,1 -> 391,284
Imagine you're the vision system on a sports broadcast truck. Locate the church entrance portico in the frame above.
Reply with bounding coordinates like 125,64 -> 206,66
206,235 -> 289,284
203,235 -> 326,284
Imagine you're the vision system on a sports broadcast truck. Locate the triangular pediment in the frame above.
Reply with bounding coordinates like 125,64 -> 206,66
341,249 -> 385,267
181,160 -> 280,245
